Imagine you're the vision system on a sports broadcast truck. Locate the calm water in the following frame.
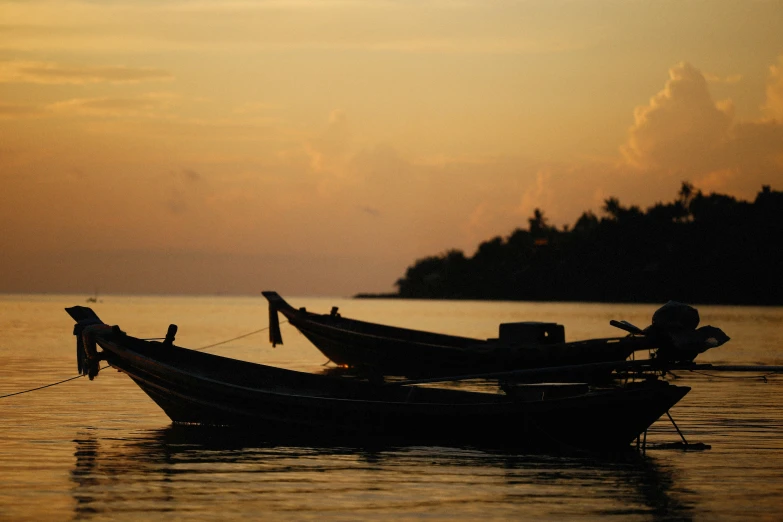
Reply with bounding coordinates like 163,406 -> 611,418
2,294 -> 783,521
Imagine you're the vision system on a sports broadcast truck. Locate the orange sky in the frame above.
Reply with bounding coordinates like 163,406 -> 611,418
1,1 -> 782,296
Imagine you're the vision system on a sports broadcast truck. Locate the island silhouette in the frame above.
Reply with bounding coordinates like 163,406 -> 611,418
358,183 -> 782,305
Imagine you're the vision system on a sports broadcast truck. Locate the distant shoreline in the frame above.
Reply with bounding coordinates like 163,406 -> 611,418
352,293 -> 782,306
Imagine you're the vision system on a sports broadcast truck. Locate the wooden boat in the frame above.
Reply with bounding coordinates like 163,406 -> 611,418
66,306 -> 690,451
262,292 -> 729,378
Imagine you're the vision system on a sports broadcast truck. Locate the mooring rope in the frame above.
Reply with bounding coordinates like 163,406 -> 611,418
0,374 -> 87,399
191,325 -> 276,352
0,321 -> 286,399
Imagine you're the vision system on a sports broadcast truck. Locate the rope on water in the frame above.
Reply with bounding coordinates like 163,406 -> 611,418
0,321 -> 287,399
0,374 -> 87,399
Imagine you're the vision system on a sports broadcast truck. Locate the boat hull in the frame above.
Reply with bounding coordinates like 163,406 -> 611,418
264,292 -> 644,378
90,328 -> 688,452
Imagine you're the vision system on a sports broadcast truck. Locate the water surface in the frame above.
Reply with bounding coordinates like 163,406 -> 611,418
2,295 -> 782,520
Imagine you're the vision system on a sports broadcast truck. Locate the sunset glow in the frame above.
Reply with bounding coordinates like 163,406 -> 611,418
1,1 -> 781,295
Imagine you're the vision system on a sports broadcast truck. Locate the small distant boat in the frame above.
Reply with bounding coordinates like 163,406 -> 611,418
262,292 -> 729,378
65,306 -> 691,451
86,289 -> 100,303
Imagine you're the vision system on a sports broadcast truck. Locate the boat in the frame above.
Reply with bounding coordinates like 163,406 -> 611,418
65,305 -> 691,451
85,287 -> 101,303
262,292 -> 729,378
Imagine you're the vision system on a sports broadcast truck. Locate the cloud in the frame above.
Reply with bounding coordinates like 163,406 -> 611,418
622,62 -> 735,172
0,0 -> 601,57
763,55 -> 783,120
48,93 -> 177,117
0,94 -> 176,120
300,109 -> 354,198
0,60 -> 173,84
619,60 -> 782,196
704,72 -> 742,84
719,119 -> 783,195
518,60 -> 783,225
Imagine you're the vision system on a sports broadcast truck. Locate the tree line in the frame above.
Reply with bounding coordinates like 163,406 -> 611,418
389,183 -> 783,305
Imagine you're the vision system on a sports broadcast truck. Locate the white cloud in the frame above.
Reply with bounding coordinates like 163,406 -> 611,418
518,60 -> 783,225
621,62 -> 734,172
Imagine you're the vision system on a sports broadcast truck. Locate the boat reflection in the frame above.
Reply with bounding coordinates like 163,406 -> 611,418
70,426 -> 695,520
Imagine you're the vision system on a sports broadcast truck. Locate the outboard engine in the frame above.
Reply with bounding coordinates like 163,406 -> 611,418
644,301 -> 730,362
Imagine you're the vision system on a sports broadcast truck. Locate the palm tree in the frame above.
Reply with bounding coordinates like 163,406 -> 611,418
603,197 -> 622,220
528,208 -> 549,234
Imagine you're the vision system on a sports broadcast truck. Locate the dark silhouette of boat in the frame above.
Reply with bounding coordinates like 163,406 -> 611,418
262,292 -> 728,378
65,306 -> 690,451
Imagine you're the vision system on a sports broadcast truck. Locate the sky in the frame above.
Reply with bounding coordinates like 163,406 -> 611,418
1,0 -> 782,296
